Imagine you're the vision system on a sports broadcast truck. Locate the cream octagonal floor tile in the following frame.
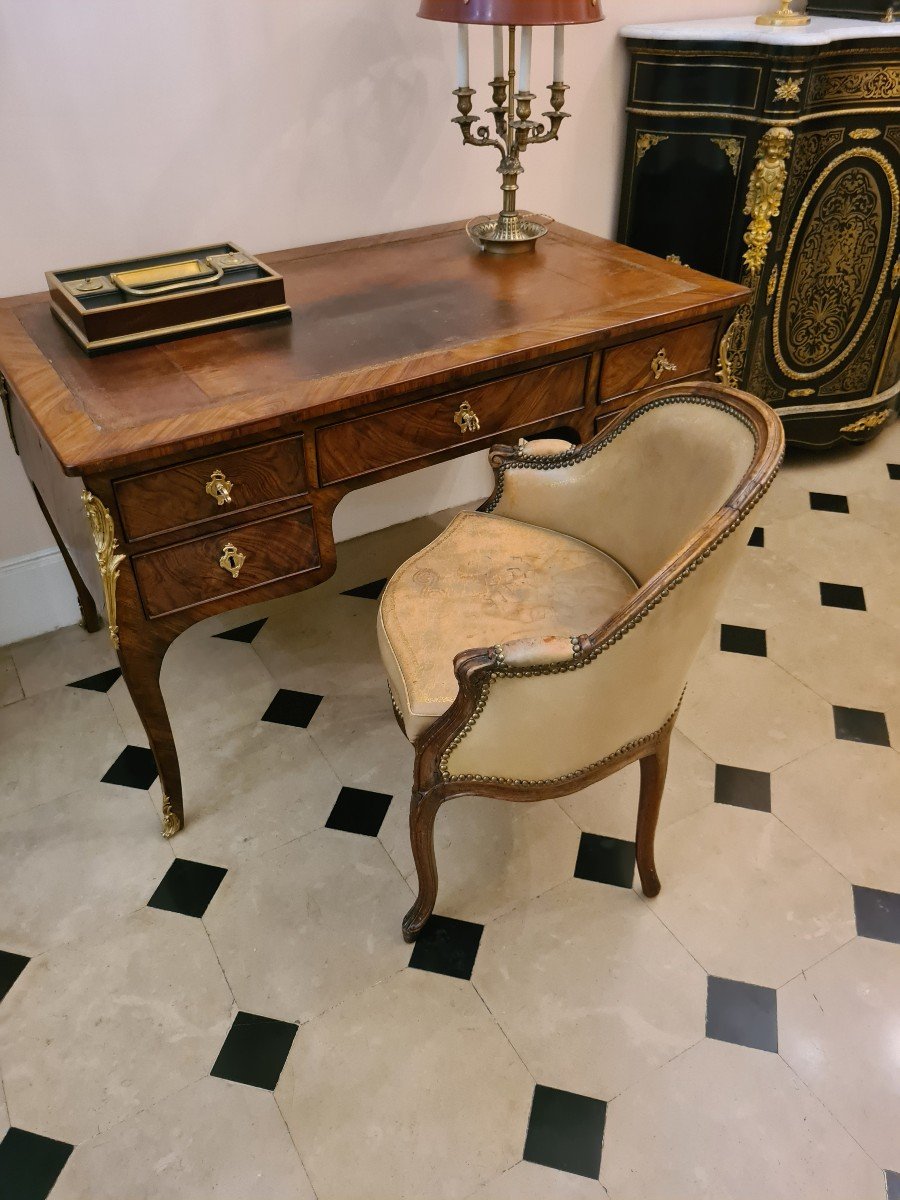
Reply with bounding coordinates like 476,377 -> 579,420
253,591 -> 386,696
328,504 -> 467,594
0,651 -> 23,707
853,478 -> 900,540
678,652 -> 833,773
465,1160 -> 609,1199
557,730 -> 714,843
275,969 -> 532,1200
773,741 -> 900,891
0,687 -> 126,822
204,826 -> 412,1024
779,936 -> 900,1173
648,804 -> 855,987
714,545 -> 813,631
473,878 -> 706,1100
150,719 -> 341,866
0,907 -> 233,1145
52,1076 -> 315,1200
763,511 -> 898,592
308,685 -> 415,798
599,1037 -> 885,1200
0,785 -> 172,956
768,607 -> 900,710
10,623 -> 118,697
380,792 -> 581,923
779,442 -> 886,497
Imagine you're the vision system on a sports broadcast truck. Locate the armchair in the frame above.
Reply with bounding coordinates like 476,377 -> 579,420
377,383 -> 784,941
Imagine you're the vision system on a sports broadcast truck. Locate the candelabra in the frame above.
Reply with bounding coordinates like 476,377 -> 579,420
418,0 -> 603,254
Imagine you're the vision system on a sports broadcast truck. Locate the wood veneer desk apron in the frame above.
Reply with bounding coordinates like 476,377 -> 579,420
0,222 -> 747,837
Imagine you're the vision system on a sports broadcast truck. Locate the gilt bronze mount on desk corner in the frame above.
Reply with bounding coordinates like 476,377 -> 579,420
419,0 -> 603,254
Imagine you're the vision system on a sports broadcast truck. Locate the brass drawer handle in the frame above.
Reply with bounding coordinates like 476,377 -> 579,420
219,543 -> 246,579
454,400 -> 481,434
205,469 -> 233,506
651,348 -> 678,381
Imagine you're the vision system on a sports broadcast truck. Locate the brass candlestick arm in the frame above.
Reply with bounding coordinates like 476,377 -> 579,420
530,82 -> 571,144
452,88 -> 503,151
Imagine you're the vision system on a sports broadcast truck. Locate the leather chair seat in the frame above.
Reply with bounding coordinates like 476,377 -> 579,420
377,510 -> 638,740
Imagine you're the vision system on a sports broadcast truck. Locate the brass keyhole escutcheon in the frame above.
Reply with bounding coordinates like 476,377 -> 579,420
454,400 -> 481,434
651,348 -> 678,381
219,543 -> 246,579
205,469 -> 233,506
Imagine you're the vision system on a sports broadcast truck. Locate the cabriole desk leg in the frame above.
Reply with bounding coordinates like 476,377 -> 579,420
81,488 -> 184,838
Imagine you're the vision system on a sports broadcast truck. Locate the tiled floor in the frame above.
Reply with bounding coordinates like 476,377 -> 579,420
1,422 -> 899,1200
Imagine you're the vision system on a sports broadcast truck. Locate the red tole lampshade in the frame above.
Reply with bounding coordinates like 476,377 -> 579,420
417,0 -> 602,24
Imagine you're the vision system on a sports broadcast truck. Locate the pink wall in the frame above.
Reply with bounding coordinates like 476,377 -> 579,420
0,0 -> 758,620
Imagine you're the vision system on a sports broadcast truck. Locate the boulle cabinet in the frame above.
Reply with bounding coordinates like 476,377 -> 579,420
617,15 -> 900,447
0,222 -> 745,837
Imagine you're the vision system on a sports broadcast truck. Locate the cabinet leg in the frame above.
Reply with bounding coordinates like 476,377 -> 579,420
32,485 -> 102,634
116,634 -> 184,838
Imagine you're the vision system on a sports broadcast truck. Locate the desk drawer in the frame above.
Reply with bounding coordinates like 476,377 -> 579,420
316,357 -> 590,485
133,507 -> 320,618
115,436 -> 308,541
599,320 -> 719,401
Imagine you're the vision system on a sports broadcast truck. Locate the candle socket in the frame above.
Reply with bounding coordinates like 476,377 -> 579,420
450,32 -> 573,255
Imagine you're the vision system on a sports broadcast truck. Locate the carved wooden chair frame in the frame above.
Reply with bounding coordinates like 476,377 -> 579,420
391,382 -> 784,942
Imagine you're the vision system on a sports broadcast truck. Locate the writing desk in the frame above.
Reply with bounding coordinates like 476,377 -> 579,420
0,222 -> 746,836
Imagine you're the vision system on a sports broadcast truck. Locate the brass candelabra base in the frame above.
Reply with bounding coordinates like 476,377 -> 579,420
452,27 -> 570,255
756,0 -> 810,24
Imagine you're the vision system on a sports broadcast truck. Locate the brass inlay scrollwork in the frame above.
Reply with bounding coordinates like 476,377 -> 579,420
784,129 -> 844,214
711,137 -> 741,176
743,126 -> 793,278
635,132 -> 669,165
840,409 -> 891,432
82,491 -> 126,649
772,147 -> 899,381
809,67 -> 900,105
767,265 -> 779,303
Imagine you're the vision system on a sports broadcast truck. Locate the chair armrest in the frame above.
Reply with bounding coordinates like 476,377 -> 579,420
498,634 -> 582,669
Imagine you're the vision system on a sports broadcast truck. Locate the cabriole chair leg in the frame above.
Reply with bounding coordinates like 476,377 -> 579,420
636,733 -> 671,898
402,789 -> 445,943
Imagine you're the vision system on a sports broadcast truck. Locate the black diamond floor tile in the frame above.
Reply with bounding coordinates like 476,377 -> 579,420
100,745 -> 158,790
67,667 -> 122,693
214,618 -> 268,644
147,858 -> 227,918
341,578 -> 387,600
706,976 -> 778,1053
819,582 -> 866,611
747,526 -> 765,548
720,623 -> 767,657
886,1169 -> 900,1200
408,914 -> 483,981
210,1011 -> 298,1091
833,705 -> 891,747
714,764 -> 771,812
523,1084 -> 606,1180
853,885 -> 900,945
325,786 -> 392,837
0,1128 -> 74,1200
887,463 -> 900,481
0,949 -> 29,1004
809,491 -> 849,513
574,833 -> 635,888
261,688 -> 323,729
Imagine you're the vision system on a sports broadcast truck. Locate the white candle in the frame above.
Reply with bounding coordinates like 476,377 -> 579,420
456,23 -> 469,89
518,25 -> 532,92
493,25 -> 503,78
553,25 -> 565,83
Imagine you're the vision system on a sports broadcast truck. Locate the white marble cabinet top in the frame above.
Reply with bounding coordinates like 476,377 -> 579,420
620,14 -> 900,46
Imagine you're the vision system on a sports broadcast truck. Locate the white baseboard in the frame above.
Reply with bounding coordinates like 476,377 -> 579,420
0,547 -> 81,647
